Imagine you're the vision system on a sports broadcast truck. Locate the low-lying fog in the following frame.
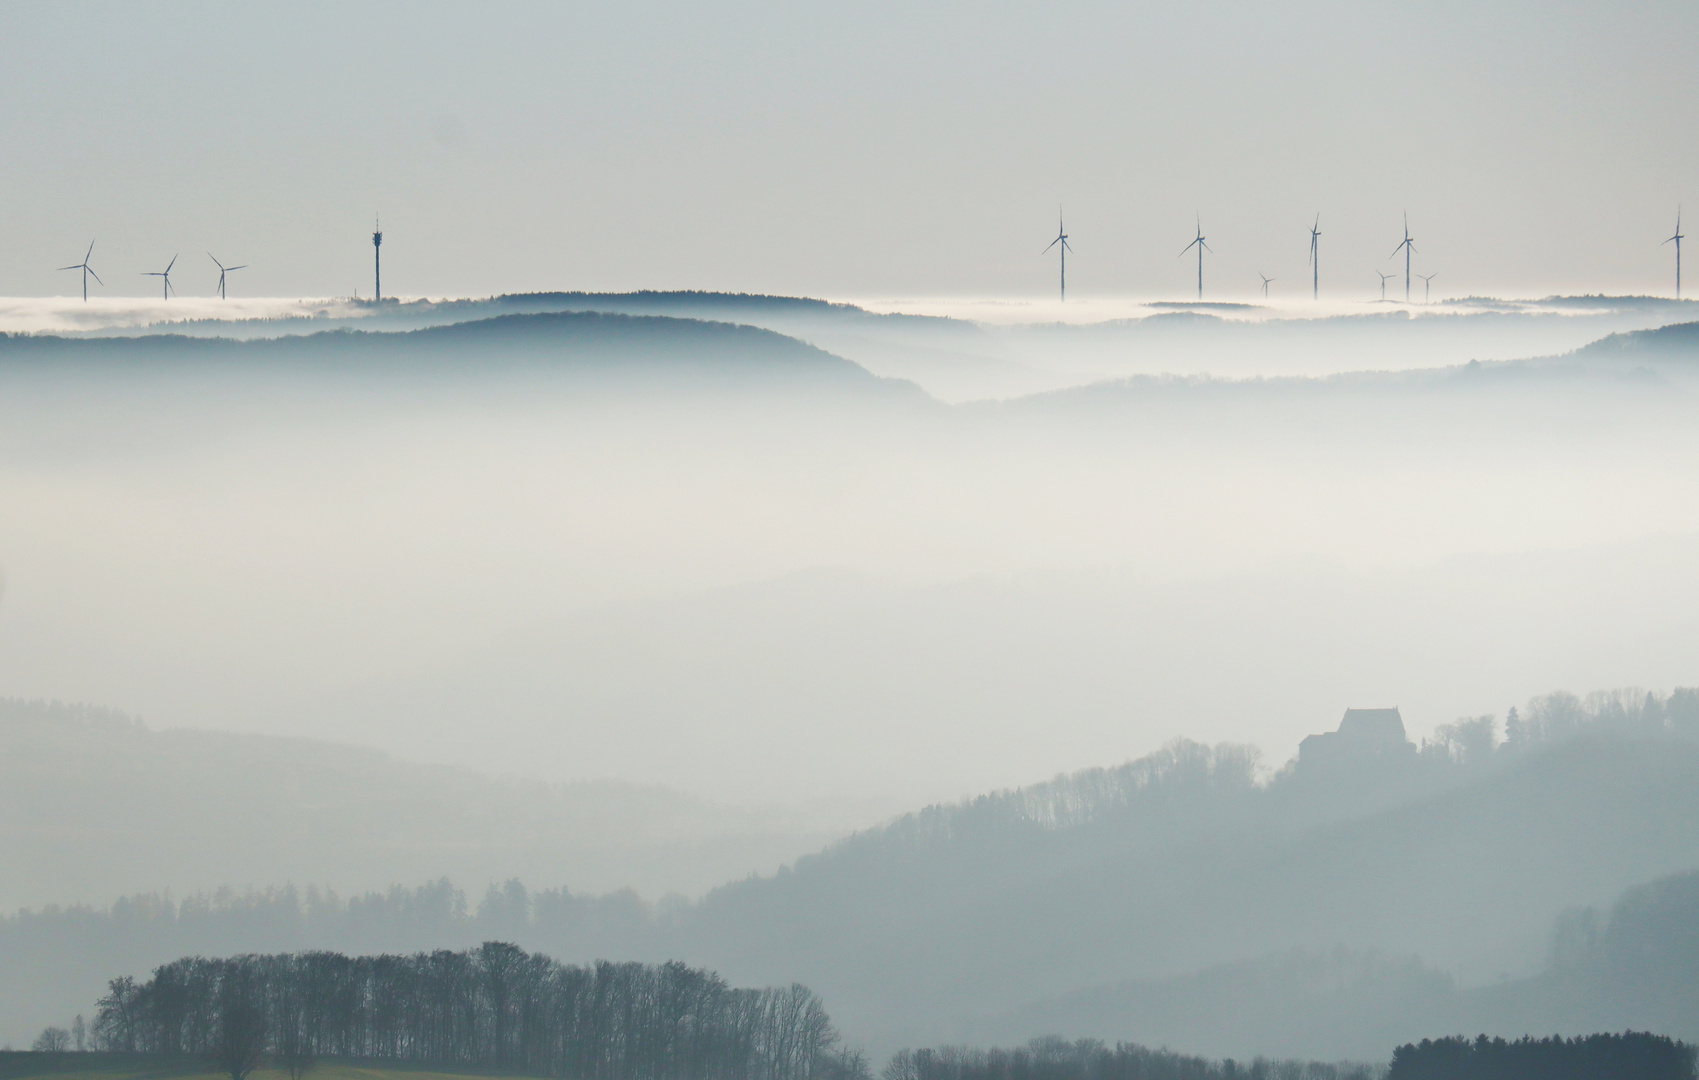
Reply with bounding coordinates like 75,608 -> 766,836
2,295 -> 1697,816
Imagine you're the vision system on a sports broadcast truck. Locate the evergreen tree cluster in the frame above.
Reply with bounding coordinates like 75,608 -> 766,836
1388,1033 -> 1693,1080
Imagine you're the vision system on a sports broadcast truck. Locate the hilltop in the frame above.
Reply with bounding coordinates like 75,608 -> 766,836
654,694 -> 1699,1055
0,309 -> 928,398
0,698 -> 858,911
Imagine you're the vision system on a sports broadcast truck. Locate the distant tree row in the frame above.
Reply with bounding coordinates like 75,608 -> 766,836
882,1037 -> 1382,1080
1388,1033 -> 1693,1080
1,876 -> 656,968
92,943 -> 863,1080
1499,689 -> 1699,751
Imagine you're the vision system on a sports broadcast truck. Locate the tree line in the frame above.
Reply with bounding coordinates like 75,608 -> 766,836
91,943 -> 865,1080
1388,1034 -> 1693,1080
881,1037 -> 1383,1080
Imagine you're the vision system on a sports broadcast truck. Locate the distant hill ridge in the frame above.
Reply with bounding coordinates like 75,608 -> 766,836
9,688 -> 1699,1058
0,309 -> 928,396
662,688 -> 1699,1055
0,696 -> 853,913
1571,319 -> 1699,357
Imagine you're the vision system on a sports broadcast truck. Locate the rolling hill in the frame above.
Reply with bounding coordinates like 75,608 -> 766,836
653,701 -> 1699,1056
0,698 -> 857,911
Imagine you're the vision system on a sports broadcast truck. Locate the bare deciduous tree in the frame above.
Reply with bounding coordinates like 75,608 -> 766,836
211,984 -> 267,1080
32,1027 -> 71,1052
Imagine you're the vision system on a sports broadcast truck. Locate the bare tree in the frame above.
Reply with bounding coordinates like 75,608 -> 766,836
276,1023 -> 315,1080
94,976 -> 141,1051
211,981 -> 267,1080
32,1027 -> 71,1052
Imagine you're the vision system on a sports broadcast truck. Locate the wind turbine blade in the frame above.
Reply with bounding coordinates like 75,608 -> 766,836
227,265 -> 247,271
57,265 -> 81,271
85,241 -> 95,261
208,253 -> 223,269
166,254 -> 177,272
1043,238 -> 1060,254
87,268 -> 103,286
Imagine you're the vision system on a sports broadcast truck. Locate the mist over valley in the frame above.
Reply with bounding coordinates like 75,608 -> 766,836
7,2 -> 1699,1072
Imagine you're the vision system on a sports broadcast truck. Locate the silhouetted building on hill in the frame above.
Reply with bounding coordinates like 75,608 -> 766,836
1299,708 -> 1415,771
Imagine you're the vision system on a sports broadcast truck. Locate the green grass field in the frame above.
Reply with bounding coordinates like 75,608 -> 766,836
0,1056 -> 548,1080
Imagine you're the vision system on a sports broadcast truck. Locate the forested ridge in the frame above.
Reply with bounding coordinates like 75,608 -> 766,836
13,687 -> 1699,1058
670,688 -> 1699,1055
0,310 -> 923,399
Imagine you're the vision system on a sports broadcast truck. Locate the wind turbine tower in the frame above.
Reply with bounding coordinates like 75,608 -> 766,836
1039,209 -> 1066,298
373,217 -> 384,302
1391,213 -> 1416,302
58,241 -> 102,301
1308,215 -> 1321,299
1180,218 -> 1211,300
1259,273 -> 1274,298
1419,272 -> 1437,304
1375,270 -> 1394,301
208,253 -> 248,299
143,255 -> 178,300
1665,208 -> 1678,298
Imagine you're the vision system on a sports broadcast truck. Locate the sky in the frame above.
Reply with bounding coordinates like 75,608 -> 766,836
3,1 -> 1699,818
2,0 -> 1697,303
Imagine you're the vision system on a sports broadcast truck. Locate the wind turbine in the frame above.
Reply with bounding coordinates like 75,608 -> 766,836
1179,217 -> 1211,300
1665,206 -> 1678,297
373,216 -> 384,301
1308,214 -> 1321,299
1259,273 -> 1274,298
208,253 -> 247,299
1418,272 -> 1437,304
1375,270 -> 1394,302
1041,210 -> 1071,301
1391,213 -> 1416,302
57,241 -> 102,301
143,255 -> 178,300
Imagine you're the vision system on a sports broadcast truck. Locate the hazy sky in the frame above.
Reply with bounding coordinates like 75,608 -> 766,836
3,0 -> 1696,302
